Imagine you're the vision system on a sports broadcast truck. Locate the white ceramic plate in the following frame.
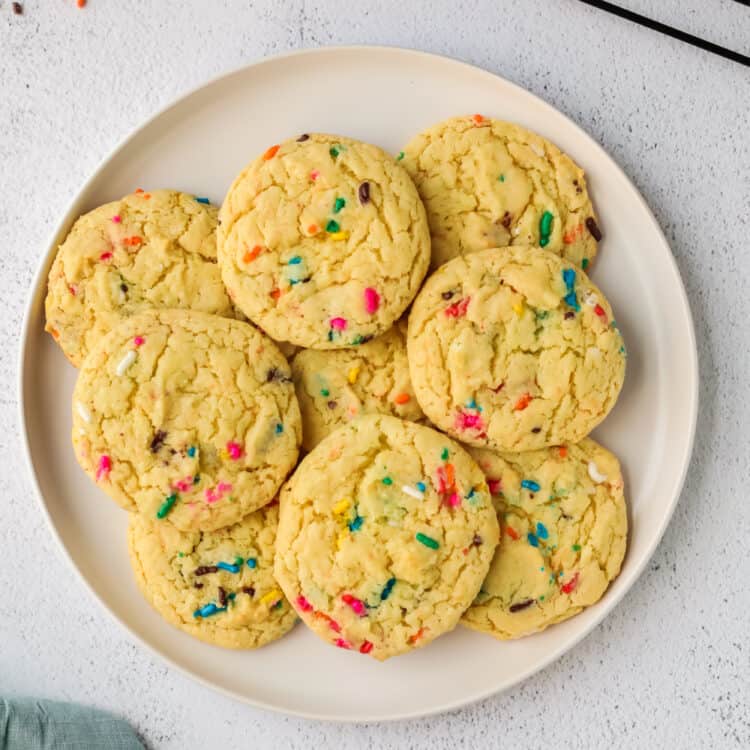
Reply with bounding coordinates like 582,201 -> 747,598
19,46 -> 698,721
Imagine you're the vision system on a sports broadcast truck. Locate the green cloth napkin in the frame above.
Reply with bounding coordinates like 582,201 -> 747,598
0,698 -> 143,750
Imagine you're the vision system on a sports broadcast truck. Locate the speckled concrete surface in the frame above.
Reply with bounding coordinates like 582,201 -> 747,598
1,1 -> 748,747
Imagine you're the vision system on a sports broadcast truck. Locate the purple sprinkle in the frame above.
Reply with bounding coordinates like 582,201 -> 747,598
358,181 -> 370,205
509,599 -> 534,613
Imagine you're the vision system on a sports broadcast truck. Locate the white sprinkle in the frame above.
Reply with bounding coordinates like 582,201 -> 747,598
530,143 -> 545,157
584,293 -> 598,307
76,401 -> 92,423
588,461 -> 607,484
587,346 -> 602,359
78,427 -> 86,435
387,519 -> 401,528
115,349 -> 137,376
401,485 -> 424,500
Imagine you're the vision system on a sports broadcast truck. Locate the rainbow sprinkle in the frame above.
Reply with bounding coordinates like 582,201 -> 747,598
216,562 -> 240,574
333,197 -> 346,213
539,211 -> 554,247
330,317 -> 347,331
193,603 -> 225,618
96,455 -> 111,482
195,197 -> 210,204
380,578 -> 396,601
364,287 -> 380,314
342,593 -> 367,616
521,479 -> 540,492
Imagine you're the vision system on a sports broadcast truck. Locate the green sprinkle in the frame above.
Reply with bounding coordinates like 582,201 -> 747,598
441,448 -> 449,461
330,146 -> 340,158
177,552 -> 184,558
498,174 -> 505,182
352,335 -> 365,345
581,258 -> 589,270
333,197 -> 346,213
274,600 -> 283,610
234,556 -> 244,566
539,595 -> 545,601
572,544 -> 581,551
156,493 -> 178,519
325,219 -> 340,233
415,532 -> 439,550
228,592 -> 236,601
320,388 -> 330,397
382,477 -> 393,485
397,151 -> 405,161
539,210 -> 554,247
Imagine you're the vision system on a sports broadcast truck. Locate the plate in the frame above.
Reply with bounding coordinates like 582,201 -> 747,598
19,46 -> 698,721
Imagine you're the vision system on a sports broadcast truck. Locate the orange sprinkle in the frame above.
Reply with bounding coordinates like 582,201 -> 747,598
563,225 -> 583,244
77,0 -> 86,7
472,114 -> 484,124
409,627 -> 426,644
514,393 -> 532,411
307,224 -> 319,235
270,288 -> 281,300
49,328 -> 60,340
243,245 -> 262,263
445,463 -> 455,490
123,236 -> 143,247
263,144 -> 280,161
505,526 -> 520,540
558,446 -> 568,458
393,393 -> 411,405
134,188 -> 144,194
142,193 -> 151,200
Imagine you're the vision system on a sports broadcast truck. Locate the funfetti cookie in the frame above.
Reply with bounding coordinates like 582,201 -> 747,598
407,246 -> 626,452
401,115 -> 601,270
218,133 -> 431,349
274,414 -> 499,660
129,503 -> 297,649
291,322 -> 423,451
45,189 -> 234,366
462,438 -> 627,639
72,309 -> 301,531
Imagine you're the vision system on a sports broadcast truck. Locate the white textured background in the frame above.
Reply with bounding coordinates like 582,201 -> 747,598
1,1 -> 749,747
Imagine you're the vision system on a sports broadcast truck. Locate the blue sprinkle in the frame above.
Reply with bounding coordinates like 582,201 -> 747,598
187,446 -> 196,458
521,479 -> 540,492
327,330 -> 334,342
195,197 -> 210,205
216,562 -> 240,574
246,558 -> 257,569
416,482 -> 426,493
288,256 -> 303,265
564,291 -> 581,311
527,533 -> 539,548
275,423 -> 283,434
536,522 -> 549,540
466,398 -> 478,409
562,268 -> 576,291
290,279 -> 301,285
466,488 -> 475,499
193,603 -> 226,618
348,515 -> 364,532
380,577 -> 396,601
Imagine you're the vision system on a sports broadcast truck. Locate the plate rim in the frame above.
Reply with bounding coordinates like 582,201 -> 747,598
17,44 -> 699,723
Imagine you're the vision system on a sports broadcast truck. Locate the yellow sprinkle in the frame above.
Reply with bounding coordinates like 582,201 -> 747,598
512,302 -> 524,316
337,530 -> 349,550
260,589 -> 283,606
333,498 -> 351,515
329,231 -> 350,241
219,449 -> 230,461
347,367 -> 360,384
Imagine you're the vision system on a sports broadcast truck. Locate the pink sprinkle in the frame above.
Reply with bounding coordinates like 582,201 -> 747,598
204,482 -> 232,503
487,478 -> 502,495
330,317 -> 347,331
359,640 -> 374,654
173,476 -> 193,493
310,169 -> 320,181
99,251 -> 113,262
225,441 -> 243,460
447,492 -> 461,507
111,215 -> 121,223
455,410 -> 484,431
296,595 -> 313,612
68,285 -> 77,296
342,593 -> 367,616
133,336 -> 145,347
96,455 -> 111,482
444,297 -> 470,318
334,638 -> 352,650
363,287 -> 380,314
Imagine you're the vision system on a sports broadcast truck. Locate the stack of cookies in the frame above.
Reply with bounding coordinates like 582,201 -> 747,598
45,116 -> 627,660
